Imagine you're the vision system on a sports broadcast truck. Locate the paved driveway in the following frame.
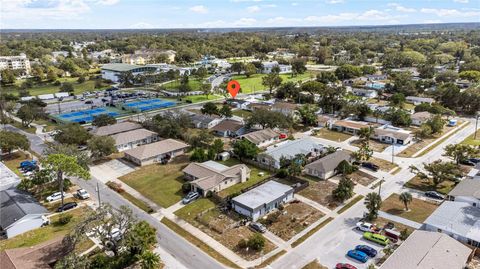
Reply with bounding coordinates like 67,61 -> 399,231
89,159 -> 136,182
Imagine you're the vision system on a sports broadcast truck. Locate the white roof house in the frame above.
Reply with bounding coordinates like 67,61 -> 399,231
380,230 -> 472,269
423,201 -> 480,247
0,162 -> 21,191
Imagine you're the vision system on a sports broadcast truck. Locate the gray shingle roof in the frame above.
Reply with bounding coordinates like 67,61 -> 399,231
262,137 -> 323,162
111,128 -> 157,146
304,150 -> 351,174
91,122 -> 142,136
0,189 -> 47,229
123,139 -> 189,160
448,178 -> 480,199
240,128 -> 279,145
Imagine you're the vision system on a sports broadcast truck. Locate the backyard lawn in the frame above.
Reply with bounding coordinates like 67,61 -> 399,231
380,194 -> 439,223
119,155 -> 189,208
174,198 -> 216,224
404,176 -> 457,195
2,151 -> 32,177
314,128 -> 352,142
232,109 -> 253,119
218,158 -> 274,197
3,77 -> 110,96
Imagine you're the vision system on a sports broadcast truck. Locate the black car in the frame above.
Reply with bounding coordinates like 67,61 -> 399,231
355,245 -> 377,258
57,202 -> 78,212
425,191 -> 444,200
249,222 -> 267,233
469,158 -> 480,164
460,159 -> 475,166
361,162 -> 379,172
85,100 -> 93,104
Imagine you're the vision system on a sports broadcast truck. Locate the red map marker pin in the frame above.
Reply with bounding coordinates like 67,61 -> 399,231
227,80 -> 240,99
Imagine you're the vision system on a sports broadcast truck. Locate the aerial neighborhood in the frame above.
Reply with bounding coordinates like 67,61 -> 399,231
1,5 -> 480,269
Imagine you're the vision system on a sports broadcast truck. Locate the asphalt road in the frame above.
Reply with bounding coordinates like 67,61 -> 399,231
3,124 -> 46,156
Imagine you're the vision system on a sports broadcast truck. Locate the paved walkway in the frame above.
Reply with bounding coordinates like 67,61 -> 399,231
296,194 -> 334,215
378,211 -> 422,229
263,231 -> 291,251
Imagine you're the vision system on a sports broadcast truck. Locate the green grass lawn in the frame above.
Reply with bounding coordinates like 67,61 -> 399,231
184,94 -> 222,103
218,158 -> 274,197
380,194 -> 439,223
232,109 -> 252,119
2,151 -> 32,177
404,176 -> 456,195
314,128 -> 352,142
174,198 -> 216,223
3,77 -> 111,96
118,156 -> 189,208
11,121 -> 37,134
163,79 -> 203,92
0,207 -> 90,251
461,132 -> 480,146
232,72 -> 314,94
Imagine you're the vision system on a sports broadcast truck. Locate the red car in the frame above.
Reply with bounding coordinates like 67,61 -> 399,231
279,133 -> 287,139
336,263 -> 357,269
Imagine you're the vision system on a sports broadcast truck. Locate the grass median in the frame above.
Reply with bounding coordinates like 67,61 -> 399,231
337,195 -> 364,214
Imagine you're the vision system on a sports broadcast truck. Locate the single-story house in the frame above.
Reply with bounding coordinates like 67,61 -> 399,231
90,121 -> 142,136
190,114 -> 222,129
406,96 -> 435,105
183,161 -> 250,196
240,128 -> 280,148
0,237 -> 72,269
231,181 -> 294,221
211,119 -> 246,137
262,61 -> 292,74
0,188 -> 48,239
329,120 -> 372,136
257,137 -> 324,169
422,201 -> 480,247
373,125 -> 412,145
379,230 -> 472,269
352,88 -> 378,98
304,150 -> 352,180
226,99 -> 249,109
411,111 -> 432,126
0,162 -> 21,191
317,115 -> 335,127
271,102 -> 299,117
447,178 -> 480,208
366,74 -> 387,81
111,128 -> 159,151
124,139 -> 189,166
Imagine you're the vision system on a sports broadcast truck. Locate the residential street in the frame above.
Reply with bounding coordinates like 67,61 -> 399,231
3,124 -> 46,156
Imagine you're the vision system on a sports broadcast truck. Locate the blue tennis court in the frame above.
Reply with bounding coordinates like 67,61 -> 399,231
53,107 -> 124,123
122,98 -> 176,112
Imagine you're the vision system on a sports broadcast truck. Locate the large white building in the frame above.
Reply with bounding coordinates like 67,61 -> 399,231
0,53 -> 31,75
101,63 -> 157,83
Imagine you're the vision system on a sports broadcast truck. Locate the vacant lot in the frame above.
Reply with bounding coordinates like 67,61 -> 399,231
349,170 -> 376,186
404,176 -> 456,195
380,194 -> 439,223
119,155 -> 189,208
398,123 -> 460,157
299,180 -> 340,210
369,156 -> 398,172
351,139 -> 389,152
262,201 -> 324,241
218,158 -> 273,198
314,128 -> 352,142
302,260 -> 328,269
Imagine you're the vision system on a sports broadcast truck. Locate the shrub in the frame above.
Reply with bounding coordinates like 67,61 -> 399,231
247,233 -> 265,251
276,169 -> 288,178
53,80 -> 61,86
237,238 -> 248,249
106,181 -> 124,193
400,228 -> 411,240
57,214 -> 73,225
182,182 -> 191,194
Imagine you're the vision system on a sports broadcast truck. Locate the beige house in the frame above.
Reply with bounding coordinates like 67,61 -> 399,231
373,125 -> 412,145
124,139 -> 189,166
329,120 -> 373,135
304,150 -> 352,180
411,111 -> 432,126
183,161 -> 250,196
111,128 -> 159,151
240,128 -> 280,148
90,121 -> 142,136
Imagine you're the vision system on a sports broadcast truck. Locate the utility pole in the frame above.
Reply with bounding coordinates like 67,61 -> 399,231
475,113 -> 479,140
96,182 -> 101,208
391,143 -> 395,164
378,177 -> 383,196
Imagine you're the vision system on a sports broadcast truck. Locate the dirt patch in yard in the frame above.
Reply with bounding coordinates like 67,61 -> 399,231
351,139 -> 389,152
314,128 -> 352,142
349,170 -> 376,186
369,157 -> 398,172
260,201 -> 324,241
298,180 -> 340,210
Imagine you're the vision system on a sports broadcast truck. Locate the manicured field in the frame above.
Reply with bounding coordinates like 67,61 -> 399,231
232,72 -> 315,94
163,79 -> 203,92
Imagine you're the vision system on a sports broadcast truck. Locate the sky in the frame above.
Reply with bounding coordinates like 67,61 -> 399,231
1,0 -> 479,29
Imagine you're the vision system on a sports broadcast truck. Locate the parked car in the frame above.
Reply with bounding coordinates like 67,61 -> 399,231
355,221 -> 376,232
355,245 -> 377,258
85,100 -> 93,104
57,202 -> 78,212
468,158 -> 480,164
249,222 -> 267,233
460,159 -> 475,166
76,189 -> 90,199
182,192 -> 199,204
347,250 -> 369,263
20,160 -> 37,168
41,215 -> 50,226
46,192 -> 63,202
335,263 -> 357,269
363,232 -> 390,246
384,228 -> 400,243
425,191 -> 444,200
361,162 -> 379,172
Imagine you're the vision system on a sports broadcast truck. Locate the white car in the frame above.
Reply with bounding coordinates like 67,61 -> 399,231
46,192 -> 62,202
76,189 -> 90,199
356,221 -> 375,232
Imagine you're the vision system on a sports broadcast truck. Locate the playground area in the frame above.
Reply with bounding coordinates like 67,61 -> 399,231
120,98 -> 176,112
52,107 -> 126,124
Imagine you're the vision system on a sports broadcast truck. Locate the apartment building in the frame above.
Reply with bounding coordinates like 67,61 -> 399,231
0,53 -> 31,75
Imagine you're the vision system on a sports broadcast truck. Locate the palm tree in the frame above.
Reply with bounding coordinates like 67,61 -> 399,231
364,192 -> 382,221
358,127 -> 373,145
399,192 -> 413,211
138,250 -> 161,269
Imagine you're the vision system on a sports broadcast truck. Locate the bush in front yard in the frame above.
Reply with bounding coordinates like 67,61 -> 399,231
182,183 -> 191,194
247,233 -> 265,251
106,181 -> 124,193
57,214 -> 73,225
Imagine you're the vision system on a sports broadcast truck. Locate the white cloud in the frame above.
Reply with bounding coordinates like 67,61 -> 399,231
424,19 -> 442,23
304,9 -> 403,24
387,3 -> 416,13
234,17 -> 257,26
326,0 -> 344,4
129,22 -> 154,28
264,4 -> 277,8
189,5 -> 208,14
453,0 -> 469,3
420,8 -> 480,17
1,0 -> 91,22
247,5 -> 261,13
292,2 -> 299,6
96,0 -> 120,5
231,0 -> 262,2
266,16 -> 302,25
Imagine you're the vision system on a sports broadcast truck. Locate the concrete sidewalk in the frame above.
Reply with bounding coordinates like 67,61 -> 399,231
296,194 -> 334,215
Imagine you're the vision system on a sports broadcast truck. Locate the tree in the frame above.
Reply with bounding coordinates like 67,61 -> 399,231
0,130 -> 29,155
200,83 -> 211,99
77,76 -> 86,84
399,192 -> 412,211
435,70 -> 459,83
351,144 -> 373,162
0,69 -> 16,85
361,65 -> 376,75
118,71 -> 135,87
195,67 -> 208,81
291,59 -> 307,77
301,80 -> 324,100
190,148 -> 208,162
335,64 -> 362,79
233,139 -> 259,161
384,108 -> 412,127
60,82 -> 74,93
459,70 -> 480,82
201,102 -> 219,115
410,161 -> 462,187
244,63 -> 257,78
336,160 -> 357,175
125,220 -> 157,255
43,154 -> 90,208
246,109 -> 291,129
53,123 -> 91,145
287,154 -> 306,178
276,81 -> 300,100
211,139 -> 224,154
92,114 -> 117,127
219,104 -> 232,118
389,93 -> 406,108
247,233 -> 265,251
143,112 -> 192,139
17,104 -> 42,127
87,136 -> 117,160
262,73 -> 283,95
425,114 -> 445,134
138,250 -> 161,269
297,104 -> 318,126
316,71 -> 337,84
47,68 -> 58,81
364,192 -> 382,220
358,127 -> 373,146
332,177 -> 354,202
444,144 -> 479,164
414,124 -> 433,139
43,143 -> 90,169
231,62 -> 244,75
